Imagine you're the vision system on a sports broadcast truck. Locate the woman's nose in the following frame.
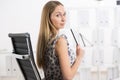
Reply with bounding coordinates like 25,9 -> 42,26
61,16 -> 66,22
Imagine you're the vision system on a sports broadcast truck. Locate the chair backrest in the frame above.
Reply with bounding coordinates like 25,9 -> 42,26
8,33 -> 41,80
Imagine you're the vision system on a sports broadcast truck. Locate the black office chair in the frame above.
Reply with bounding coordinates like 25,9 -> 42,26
8,33 -> 42,80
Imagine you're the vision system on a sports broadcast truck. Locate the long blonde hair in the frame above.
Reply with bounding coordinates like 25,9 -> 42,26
36,1 -> 63,68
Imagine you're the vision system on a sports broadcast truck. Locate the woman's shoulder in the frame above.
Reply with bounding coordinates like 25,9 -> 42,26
54,33 -> 69,46
57,34 -> 67,40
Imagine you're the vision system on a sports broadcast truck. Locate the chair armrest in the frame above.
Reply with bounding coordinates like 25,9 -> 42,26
12,54 -> 30,60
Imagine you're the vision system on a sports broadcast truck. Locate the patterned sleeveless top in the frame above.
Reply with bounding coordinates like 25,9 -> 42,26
43,34 -> 76,80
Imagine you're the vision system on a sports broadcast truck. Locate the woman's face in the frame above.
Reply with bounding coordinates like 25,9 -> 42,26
50,5 -> 66,31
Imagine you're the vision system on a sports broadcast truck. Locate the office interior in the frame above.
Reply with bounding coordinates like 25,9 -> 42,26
0,0 -> 120,80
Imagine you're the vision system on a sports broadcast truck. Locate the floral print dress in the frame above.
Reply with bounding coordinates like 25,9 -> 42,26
43,34 -> 76,80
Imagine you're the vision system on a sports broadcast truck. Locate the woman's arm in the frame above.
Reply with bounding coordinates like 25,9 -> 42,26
55,37 -> 84,80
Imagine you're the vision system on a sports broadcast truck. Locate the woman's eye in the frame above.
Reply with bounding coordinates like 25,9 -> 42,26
56,13 -> 66,17
56,14 -> 60,17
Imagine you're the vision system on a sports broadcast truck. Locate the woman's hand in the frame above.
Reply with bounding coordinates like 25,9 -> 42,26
76,44 -> 84,60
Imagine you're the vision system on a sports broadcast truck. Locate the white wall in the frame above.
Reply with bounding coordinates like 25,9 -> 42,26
0,0 -> 49,51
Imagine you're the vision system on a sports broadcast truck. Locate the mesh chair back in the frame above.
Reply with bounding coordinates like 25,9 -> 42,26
9,33 -> 41,80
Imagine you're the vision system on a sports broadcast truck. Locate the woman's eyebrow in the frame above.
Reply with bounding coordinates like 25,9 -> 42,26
55,11 -> 66,14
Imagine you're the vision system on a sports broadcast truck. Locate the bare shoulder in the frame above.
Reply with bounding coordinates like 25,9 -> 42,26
55,36 -> 67,47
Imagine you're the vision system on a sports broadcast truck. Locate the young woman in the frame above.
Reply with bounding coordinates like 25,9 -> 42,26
36,1 -> 84,80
